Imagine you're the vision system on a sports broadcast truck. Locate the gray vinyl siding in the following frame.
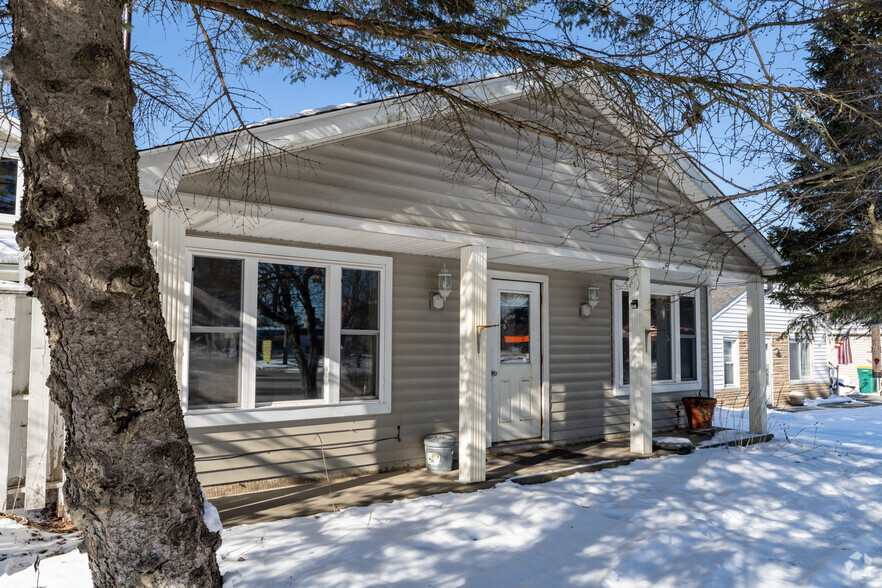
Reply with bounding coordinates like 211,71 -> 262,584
178,99 -> 759,277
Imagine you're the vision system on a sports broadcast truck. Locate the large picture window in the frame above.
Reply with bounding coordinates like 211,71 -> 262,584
183,239 -> 392,425
614,282 -> 703,394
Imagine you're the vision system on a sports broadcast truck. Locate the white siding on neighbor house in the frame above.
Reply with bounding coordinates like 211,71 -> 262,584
712,293 -> 828,393
177,95 -> 759,279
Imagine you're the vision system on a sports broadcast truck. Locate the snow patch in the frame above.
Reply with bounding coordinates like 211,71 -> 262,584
202,488 -> 223,534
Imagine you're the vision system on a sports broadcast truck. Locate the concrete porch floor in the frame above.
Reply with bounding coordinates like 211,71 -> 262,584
214,428 -> 770,527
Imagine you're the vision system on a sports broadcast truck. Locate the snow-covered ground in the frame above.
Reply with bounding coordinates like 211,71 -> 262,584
4,404 -> 882,587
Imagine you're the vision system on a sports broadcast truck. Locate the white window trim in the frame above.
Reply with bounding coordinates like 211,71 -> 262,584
722,336 -> 739,388
789,339 -> 814,383
612,280 -> 703,396
182,237 -> 393,428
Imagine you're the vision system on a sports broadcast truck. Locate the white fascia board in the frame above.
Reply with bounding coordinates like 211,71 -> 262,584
573,80 -> 783,275
167,191 -> 761,285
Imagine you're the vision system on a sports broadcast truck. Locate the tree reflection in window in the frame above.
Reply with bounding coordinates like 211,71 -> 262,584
341,269 -> 379,399
256,263 -> 325,402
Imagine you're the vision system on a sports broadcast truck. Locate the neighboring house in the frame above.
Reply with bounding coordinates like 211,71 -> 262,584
4,77 -> 784,503
712,287 -> 829,408
827,329 -> 877,393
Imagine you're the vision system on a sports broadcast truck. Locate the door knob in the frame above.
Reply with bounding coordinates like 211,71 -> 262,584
491,370 -> 498,376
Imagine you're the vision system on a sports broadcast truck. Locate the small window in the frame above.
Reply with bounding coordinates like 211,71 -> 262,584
723,339 -> 737,387
0,158 -> 18,216
789,340 -> 812,381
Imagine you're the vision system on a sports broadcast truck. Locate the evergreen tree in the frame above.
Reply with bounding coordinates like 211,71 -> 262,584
769,3 -> 882,332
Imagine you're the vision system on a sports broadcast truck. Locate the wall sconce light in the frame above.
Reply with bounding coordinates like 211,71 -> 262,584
579,285 -> 600,318
774,347 -> 781,357
431,264 -> 453,310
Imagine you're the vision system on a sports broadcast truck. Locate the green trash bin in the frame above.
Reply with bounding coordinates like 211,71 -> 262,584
857,367 -> 877,394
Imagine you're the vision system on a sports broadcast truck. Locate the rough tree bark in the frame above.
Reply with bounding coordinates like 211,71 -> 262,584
4,1 -> 222,585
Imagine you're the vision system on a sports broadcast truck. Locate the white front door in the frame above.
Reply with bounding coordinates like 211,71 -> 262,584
488,280 -> 542,442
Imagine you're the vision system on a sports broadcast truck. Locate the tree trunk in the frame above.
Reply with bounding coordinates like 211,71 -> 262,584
5,1 -> 222,585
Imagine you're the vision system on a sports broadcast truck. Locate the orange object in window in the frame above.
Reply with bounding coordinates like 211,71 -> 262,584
504,335 -> 530,343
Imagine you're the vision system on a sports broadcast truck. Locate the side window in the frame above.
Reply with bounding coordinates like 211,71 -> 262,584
723,339 -> 737,386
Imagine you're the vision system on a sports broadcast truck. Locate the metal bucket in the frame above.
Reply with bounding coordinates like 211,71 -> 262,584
424,434 -> 455,473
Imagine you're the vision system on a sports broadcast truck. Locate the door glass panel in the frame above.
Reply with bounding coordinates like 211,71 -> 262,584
256,263 -> 326,403
500,292 -> 530,364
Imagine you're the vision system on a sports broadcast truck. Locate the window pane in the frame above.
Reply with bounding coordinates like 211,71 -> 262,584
0,158 -> 16,215
800,342 -> 811,378
500,292 -> 530,363
188,332 -> 240,407
622,292 -> 630,385
680,337 -> 696,381
651,297 -> 672,381
341,334 -> 378,399
789,341 -> 800,379
342,269 -> 379,330
256,263 -> 325,402
679,297 -> 695,335
681,296 -> 698,381
723,340 -> 734,386
192,257 -> 242,327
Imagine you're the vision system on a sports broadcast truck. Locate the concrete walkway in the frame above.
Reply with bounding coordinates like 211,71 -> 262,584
214,428 -> 769,527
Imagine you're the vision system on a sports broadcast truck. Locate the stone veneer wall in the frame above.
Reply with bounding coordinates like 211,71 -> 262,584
714,332 -> 828,408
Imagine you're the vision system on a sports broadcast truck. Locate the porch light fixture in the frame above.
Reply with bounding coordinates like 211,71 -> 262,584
579,285 -> 600,318
431,264 -> 453,310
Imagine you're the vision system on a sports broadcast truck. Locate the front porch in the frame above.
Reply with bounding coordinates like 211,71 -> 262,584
212,428 -> 771,527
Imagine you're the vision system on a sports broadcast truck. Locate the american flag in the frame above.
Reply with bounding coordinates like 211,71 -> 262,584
835,329 -> 853,365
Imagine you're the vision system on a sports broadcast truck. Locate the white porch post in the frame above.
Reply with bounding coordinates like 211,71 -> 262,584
24,299 -> 54,510
0,291 -> 18,511
629,267 -> 652,454
459,245 -> 488,484
150,208 -> 188,389
746,280 -> 767,434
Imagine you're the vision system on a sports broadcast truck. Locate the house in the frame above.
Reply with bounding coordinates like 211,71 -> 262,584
5,77 -> 784,503
712,287 -> 830,407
